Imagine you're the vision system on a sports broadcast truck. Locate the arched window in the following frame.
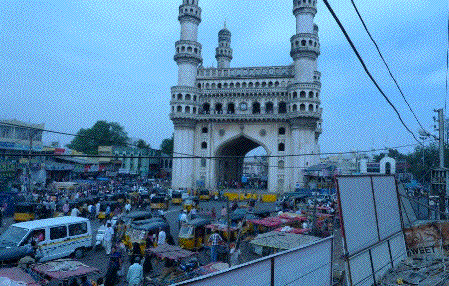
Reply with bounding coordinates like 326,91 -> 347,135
192,107 -> 196,114
197,83 -> 201,89
185,106 -> 190,113
215,103 -> 223,114
292,92 -> 297,99
248,82 -> 253,88
278,143 -> 285,152
278,127 -> 286,135
236,82 -> 241,88
177,106 -> 182,112
266,102 -> 274,114
255,82 -> 260,88
202,127 -> 208,133
177,94 -> 183,100
252,102 -> 261,114
201,142 -> 207,149
203,103 -> 210,114
193,95 -> 197,101
292,104 -> 297,111
278,102 -> 287,114
185,94 -> 191,100
201,158 -> 207,167
217,83 -> 222,89
278,160 -> 285,169
308,104 -> 314,112
261,82 -> 266,87
242,82 -> 247,88
300,91 -> 306,98
301,40 -> 306,46
308,91 -> 314,98
227,102 -> 235,114
300,104 -> 306,111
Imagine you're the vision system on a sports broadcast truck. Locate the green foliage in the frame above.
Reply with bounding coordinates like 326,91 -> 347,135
160,136 -> 173,156
136,139 -> 150,150
67,121 -> 129,155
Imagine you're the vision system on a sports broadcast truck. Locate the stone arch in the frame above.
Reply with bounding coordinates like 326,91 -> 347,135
215,134 -> 270,188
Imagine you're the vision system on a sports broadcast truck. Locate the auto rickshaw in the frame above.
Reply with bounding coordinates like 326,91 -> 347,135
198,190 -> 211,201
13,202 -> 36,222
123,216 -> 164,248
123,210 -> 154,225
171,191 -> 182,205
150,195 -> 169,211
183,196 -> 199,212
97,201 -> 120,220
126,221 -> 170,255
178,218 -> 211,250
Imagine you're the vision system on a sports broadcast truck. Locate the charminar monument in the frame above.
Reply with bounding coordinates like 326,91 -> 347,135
170,0 -> 322,193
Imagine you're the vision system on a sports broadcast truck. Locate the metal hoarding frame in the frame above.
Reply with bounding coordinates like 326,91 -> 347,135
176,236 -> 333,286
336,175 -> 407,286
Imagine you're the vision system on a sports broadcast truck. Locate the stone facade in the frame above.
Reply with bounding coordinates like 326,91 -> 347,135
170,0 -> 322,192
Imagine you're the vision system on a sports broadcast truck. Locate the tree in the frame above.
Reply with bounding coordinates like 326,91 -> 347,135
160,136 -> 174,156
67,121 -> 129,155
136,139 -> 150,150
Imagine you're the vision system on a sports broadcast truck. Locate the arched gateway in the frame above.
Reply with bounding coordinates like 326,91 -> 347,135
170,0 -> 323,193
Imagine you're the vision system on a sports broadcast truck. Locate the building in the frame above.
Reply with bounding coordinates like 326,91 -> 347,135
0,120 -> 45,191
170,0 -> 323,192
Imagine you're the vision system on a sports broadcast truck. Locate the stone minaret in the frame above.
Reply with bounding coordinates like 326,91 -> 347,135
170,0 -> 203,190
288,0 -> 322,187
215,22 -> 233,68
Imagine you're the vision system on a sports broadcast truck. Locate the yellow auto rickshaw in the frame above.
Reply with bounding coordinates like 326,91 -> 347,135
127,221 -> 170,255
150,195 -> 169,210
198,190 -> 211,201
171,191 -> 182,205
178,218 -> 211,250
13,202 -> 36,222
183,197 -> 199,212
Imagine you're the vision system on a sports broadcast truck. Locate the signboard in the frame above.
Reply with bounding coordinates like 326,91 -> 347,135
404,221 -> 449,257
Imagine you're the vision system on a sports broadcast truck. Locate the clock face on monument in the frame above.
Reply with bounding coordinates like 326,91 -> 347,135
239,102 -> 247,111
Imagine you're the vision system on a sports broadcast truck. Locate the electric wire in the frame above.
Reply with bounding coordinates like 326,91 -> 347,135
322,0 -> 422,144
350,0 -> 427,133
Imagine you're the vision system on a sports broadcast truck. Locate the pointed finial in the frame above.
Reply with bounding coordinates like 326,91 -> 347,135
224,20 -> 227,29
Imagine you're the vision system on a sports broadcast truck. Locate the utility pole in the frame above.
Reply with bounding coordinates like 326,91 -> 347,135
432,109 -> 447,219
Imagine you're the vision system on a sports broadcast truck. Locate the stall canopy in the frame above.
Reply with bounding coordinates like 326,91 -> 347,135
250,231 -> 320,250
32,259 -> 99,280
0,267 -> 41,286
148,244 -> 196,261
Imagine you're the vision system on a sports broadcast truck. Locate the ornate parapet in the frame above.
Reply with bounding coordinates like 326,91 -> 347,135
293,0 -> 317,16
174,40 -> 202,65
197,65 -> 295,79
178,4 -> 202,24
171,117 -> 197,129
290,33 -> 320,60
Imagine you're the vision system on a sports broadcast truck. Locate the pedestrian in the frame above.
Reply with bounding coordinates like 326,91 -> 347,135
96,201 -> 100,219
80,276 -> 92,286
125,202 -> 131,213
142,252 -> 153,275
157,228 -> 166,246
145,233 -> 154,249
126,257 -> 143,286
211,207 -> 216,219
63,202 -> 70,216
179,210 -> 187,229
229,243 -> 241,266
103,223 -> 114,255
221,206 -> 227,218
129,242 -> 141,264
105,205 -> 111,218
87,204 -> 94,220
207,230 -> 223,262
166,232 -> 175,246
71,206 -> 80,217
104,247 -> 120,286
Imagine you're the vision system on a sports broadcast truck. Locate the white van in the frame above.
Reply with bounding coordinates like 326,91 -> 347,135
0,216 -> 92,262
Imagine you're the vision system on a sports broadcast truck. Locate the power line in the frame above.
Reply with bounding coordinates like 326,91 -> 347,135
0,142 -> 425,161
322,0 -> 422,144
350,0 -> 427,133
445,7 -> 449,113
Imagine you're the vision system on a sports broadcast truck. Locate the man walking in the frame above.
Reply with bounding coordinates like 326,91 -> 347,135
103,223 -> 114,255
207,230 -> 223,262
126,257 -> 143,286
